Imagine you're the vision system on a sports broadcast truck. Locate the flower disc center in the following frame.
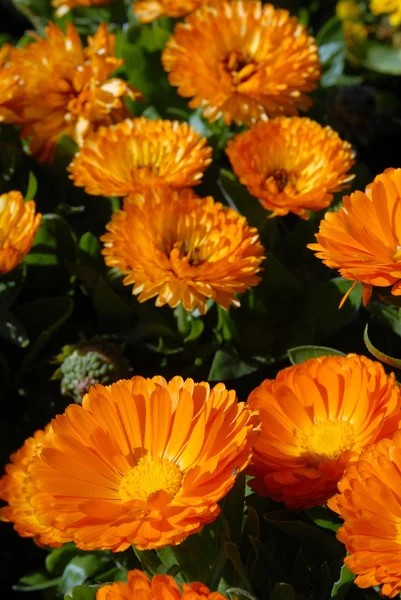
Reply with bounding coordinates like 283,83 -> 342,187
223,50 -> 256,85
119,456 -> 183,506
296,419 -> 355,464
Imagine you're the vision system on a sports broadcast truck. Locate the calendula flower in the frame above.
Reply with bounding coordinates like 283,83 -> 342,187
162,1 -> 320,126
97,569 -> 229,600
246,354 -> 401,510
68,118 -> 212,196
336,1 -> 363,21
52,0 -> 111,18
101,188 -> 264,314
329,430 -> 401,598
133,0 -> 206,22
28,376 -> 259,551
8,23 -> 141,162
308,168 -> 401,306
0,191 -> 42,274
226,117 -> 355,218
370,0 -> 401,26
0,44 -> 23,124
0,427 -> 63,547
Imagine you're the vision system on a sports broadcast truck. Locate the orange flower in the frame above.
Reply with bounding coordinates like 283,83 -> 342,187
133,0 -> 206,22
226,117 -> 355,219
246,354 -> 401,510
162,1 -> 320,126
329,430 -> 401,598
28,376 -> 259,551
0,44 -> 23,124
0,191 -> 42,273
8,23 -> 141,162
101,188 -> 264,314
51,0 -> 111,18
308,168 -> 401,306
68,118 -> 212,196
97,569 -> 229,600
0,427 -> 63,547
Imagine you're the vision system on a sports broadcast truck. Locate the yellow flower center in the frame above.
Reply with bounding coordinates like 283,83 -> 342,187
119,456 -> 183,508
223,50 -> 256,85
296,419 -> 355,464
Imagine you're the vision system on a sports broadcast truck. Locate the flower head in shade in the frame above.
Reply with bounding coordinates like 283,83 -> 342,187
246,354 -> 401,510
133,0 -> 206,22
8,23 -> 141,162
0,427 -> 63,547
308,168 -> 401,306
370,0 -> 401,26
97,569 -> 229,600
0,191 -> 42,274
329,430 -> 401,598
68,118 -> 212,196
51,0 -> 111,18
162,1 -> 320,126
226,117 -> 355,219
28,376 -> 259,551
0,44 -> 23,124
101,188 -> 264,314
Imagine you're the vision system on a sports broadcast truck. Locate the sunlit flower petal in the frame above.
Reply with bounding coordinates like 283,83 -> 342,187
226,117 -> 355,218
162,1 -> 320,126
101,187 -> 264,314
247,354 -> 401,510
68,118 -> 212,196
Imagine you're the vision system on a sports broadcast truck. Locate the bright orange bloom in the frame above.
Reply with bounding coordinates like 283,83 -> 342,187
0,191 -> 42,273
329,430 -> 401,598
226,117 -> 355,218
0,44 -> 23,124
8,23 -> 141,162
309,168 -> 401,306
101,188 -> 264,314
97,569 -> 229,600
162,1 -> 320,126
68,118 -> 212,196
133,0 -> 206,22
51,0 -> 111,18
0,427 -> 63,547
246,354 -> 401,510
28,376 -> 259,551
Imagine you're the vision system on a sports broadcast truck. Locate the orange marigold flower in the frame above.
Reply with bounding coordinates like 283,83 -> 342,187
52,0 -> 111,18
28,376 -> 259,551
68,118 -> 212,196
0,427 -> 63,547
0,44 -> 23,124
101,188 -> 264,314
308,168 -> 401,307
8,23 -> 141,162
162,1 -> 321,126
329,430 -> 401,598
226,117 -> 355,219
133,0 -> 206,22
0,191 -> 42,274
97,569 -> 229,600
246,354 -> 401,510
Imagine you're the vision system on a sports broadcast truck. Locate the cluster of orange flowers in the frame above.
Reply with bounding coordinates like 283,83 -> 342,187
3,355 -> 401,596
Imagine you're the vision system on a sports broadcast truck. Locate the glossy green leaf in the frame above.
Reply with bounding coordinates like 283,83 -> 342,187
25,171 -> 38,201
364,323 -> 401,369
13,571 -> 61,592
60,554 -> 113,594
362,42 -> 401,75
46,543 -> 82,575
288,345 -> 345,365
218,169 -> 266,227
208,350 -> 257,381
64,584 -> 99,600
25,214 -> 77,266
331,564 -> 355,599
0,308 -> 29,347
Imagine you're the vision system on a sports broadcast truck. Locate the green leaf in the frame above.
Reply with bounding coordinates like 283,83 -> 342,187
221,472 -> 245,546
13,571 -> 61,592
288,345 -> 345,365
46,543 -> 82,575
208,350 -> 258,381
368,302 -> 401,338
331,564 -> 355,599
0,308 -> 29,347
60,554 -> 113,595
304,506 -> 342,533
218,169 -> 267,227
25,214 -> 77,266
25,171 -> 38,201
270,583 -> 295,600
364,323 -> 401,369
93,278 -> 135,329
362,42 -> 401,75
79,232 -> 102,262
15,296 -> 73,364
0,264 -> 26,308
64,584 -> 99,600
